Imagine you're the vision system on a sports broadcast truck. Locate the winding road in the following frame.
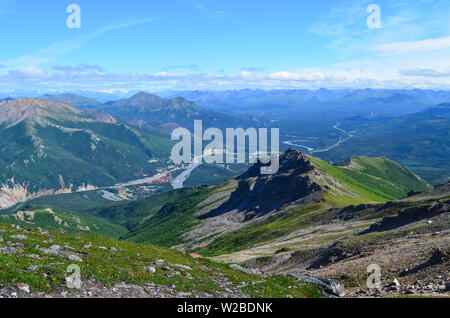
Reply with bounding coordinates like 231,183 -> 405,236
310,122 -> 353,154
283,140 -> 315,152
283,122 -> 354,155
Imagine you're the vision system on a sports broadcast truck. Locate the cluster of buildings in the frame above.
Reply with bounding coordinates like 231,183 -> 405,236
151,172 -> 172,184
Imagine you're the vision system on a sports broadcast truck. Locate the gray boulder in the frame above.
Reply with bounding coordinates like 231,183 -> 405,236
289,273 -> 345,297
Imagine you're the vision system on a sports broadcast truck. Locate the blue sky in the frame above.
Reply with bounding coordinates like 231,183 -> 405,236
1,0 -> 450,92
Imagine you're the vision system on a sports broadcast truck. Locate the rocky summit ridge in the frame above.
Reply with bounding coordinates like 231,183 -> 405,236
205,149 -> 323,220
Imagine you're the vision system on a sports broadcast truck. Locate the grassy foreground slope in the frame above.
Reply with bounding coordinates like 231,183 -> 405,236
0,222 -> 322,298
122,187 -> 215,245
0,205 -> 127,239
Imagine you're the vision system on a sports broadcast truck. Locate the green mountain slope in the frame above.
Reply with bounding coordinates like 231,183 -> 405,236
0,98 -> 172,208
0,205 -> 127,239
122,186 -> 215,245
100,150 -> 430,256
10,149 -> 429,260
309,156 -> 430,205
87,187 -> 208,231
7,190 -> 122,214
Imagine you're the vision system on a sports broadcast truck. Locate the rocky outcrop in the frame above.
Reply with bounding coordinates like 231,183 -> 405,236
288,274 -> 345,297
201,149 -> 323,220
0,182 -> 97,209
407,181 -> 450,200
360,199 -> 449,234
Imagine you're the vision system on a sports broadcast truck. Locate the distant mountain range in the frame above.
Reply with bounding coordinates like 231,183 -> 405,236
0,90 -> 125,103
7,88 -> 448,119
161,88 -> 450,118
424,103 -> 450,119
0,98 -> 172,208
40,93 -> 103,108
162,88 -> 450,104
41,92 -> 267,134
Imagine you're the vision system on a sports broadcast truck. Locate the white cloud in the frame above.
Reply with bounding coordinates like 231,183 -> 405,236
162,65 -> 200,72
3,66 -> 450,92
373,36 -> 450,56
151,72 -> 187,77
194,1 -> 227,20
53,64 -> 105,73
399,67 -> 450,77
267,71 -> 327,82
310,0 -> 450,61
9,67 -> 56,78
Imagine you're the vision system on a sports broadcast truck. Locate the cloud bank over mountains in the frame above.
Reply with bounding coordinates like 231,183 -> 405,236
1,63 -> 450,92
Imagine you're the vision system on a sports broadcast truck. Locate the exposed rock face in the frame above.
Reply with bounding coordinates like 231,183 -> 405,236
202,149 -> 323,220
0,184 -> 29,208
0,98 -> 119,129
238,148 -> 315,179
0,98 -> 85,127
84,110 -> 117,123
0,182 -> 97,209
361,199 -> 449,234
